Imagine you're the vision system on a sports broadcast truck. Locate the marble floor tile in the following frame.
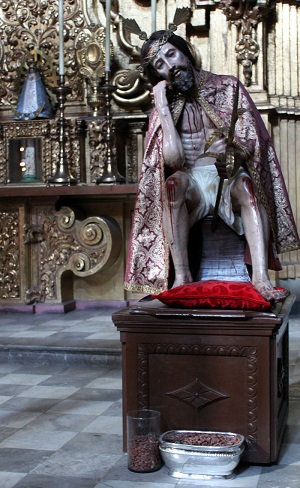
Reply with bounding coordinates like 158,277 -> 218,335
0,409 -> 42,428
32,433 -> 123,479
0,385 -> 33,396
0,396 -> 12,405
0,325 -> 33,332
256,465 -> 300,487
0,365 -> 21,374
277,441 -> 300,465
10,331 -> 57,338
69,387 -> 121,402
0,472 -> 27,488
95,482 -> 176,488
63,324 -> 105,333
17,385 -> 79,399
0,429 -> 78,450
46,399 -> 114,416
0,374 -> 51,386
85,377 -> 122,390
86,332 -> 119,340
0,448 -> 53,472
24,412 -> 98,432
12,474 -> 98,488
0,397 -> 61,413
82,415 -> 123,435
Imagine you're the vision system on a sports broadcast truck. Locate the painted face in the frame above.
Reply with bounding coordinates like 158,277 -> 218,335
151,42 -> 195,93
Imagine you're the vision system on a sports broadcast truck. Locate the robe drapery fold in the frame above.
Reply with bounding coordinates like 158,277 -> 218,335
124,72 -> 300,294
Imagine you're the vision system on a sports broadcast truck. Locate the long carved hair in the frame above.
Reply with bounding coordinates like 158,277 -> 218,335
141,31 -> 196,86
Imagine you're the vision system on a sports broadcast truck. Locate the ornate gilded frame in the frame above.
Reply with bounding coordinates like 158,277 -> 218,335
0,121 -> 53,185
0,119 -> 83,185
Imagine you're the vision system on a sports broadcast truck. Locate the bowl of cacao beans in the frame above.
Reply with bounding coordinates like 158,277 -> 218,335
159,430 -> 245,480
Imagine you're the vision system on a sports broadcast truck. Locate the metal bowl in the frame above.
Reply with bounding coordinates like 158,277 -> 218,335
159,430 -> 245,480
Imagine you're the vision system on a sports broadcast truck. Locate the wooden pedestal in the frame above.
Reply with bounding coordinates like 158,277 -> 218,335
112,296 -> 294,464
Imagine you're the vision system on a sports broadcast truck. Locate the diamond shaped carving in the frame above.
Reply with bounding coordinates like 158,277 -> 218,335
166,378 -> 229,411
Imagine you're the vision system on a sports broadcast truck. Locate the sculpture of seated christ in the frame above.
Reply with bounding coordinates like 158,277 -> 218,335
124,25 -> 300,304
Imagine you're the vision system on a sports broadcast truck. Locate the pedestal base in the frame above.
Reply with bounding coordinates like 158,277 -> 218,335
112,296 -> 294,464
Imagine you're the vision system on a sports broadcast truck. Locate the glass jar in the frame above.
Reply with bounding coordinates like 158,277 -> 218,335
127,409 -> 162,472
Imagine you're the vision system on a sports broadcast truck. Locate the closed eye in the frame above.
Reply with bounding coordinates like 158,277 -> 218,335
154,60 -> 163,70
166,49 -> 176,58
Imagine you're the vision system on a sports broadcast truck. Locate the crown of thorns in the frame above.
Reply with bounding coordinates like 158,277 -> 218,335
123,7 -> 190,73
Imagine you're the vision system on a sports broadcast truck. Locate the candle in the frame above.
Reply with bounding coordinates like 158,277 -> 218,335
105,0 -> 111,72
58,0 -> 65,75
151,0 -> 156,32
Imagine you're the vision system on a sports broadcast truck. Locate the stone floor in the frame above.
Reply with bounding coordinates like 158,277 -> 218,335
0,306 -> 298,488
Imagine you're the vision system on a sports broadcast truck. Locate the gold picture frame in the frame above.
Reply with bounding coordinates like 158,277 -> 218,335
0,120 -> 53,185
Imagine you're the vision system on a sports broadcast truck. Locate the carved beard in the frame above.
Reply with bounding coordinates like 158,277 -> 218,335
169,60 -> 195,93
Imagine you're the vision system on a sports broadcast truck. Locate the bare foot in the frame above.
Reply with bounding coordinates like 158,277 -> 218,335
253,280 -> 289,303
172,274 -> 193,289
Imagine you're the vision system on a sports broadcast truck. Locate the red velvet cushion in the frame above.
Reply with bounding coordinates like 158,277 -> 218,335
151,280 -> 273,311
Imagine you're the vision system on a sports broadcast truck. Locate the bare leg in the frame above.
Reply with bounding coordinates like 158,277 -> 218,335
231,176 -> 289,303
163,173 -> 196,287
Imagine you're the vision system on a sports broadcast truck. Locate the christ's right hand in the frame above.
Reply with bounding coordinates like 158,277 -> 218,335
153,80 -> 171,112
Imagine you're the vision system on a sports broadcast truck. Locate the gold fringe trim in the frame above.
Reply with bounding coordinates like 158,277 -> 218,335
124,282 -> 167,295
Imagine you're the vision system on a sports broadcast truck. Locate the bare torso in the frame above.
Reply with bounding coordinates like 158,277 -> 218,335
179,100 -> 217,168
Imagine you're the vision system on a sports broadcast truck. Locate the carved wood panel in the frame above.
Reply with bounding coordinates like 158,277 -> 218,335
25,203 -> 122,304
0,202 -> 26,303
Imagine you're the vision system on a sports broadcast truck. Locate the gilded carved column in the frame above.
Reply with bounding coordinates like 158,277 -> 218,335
88,119 -> 109,183
0,204 -> 26,304
0,211 -> 20,299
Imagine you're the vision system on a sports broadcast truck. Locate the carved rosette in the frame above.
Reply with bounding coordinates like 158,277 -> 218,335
0,211 -> 20,298
25,205 -> 122,303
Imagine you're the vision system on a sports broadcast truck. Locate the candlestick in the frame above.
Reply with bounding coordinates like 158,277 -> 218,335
96,72 -> 125,184
105,0 -> 111,72
59,0 -> 65,75
151,0 -> 156,32
47,75 -> 77,185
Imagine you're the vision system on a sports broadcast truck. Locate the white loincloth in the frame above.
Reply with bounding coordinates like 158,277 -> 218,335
184,165 -> 250,235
